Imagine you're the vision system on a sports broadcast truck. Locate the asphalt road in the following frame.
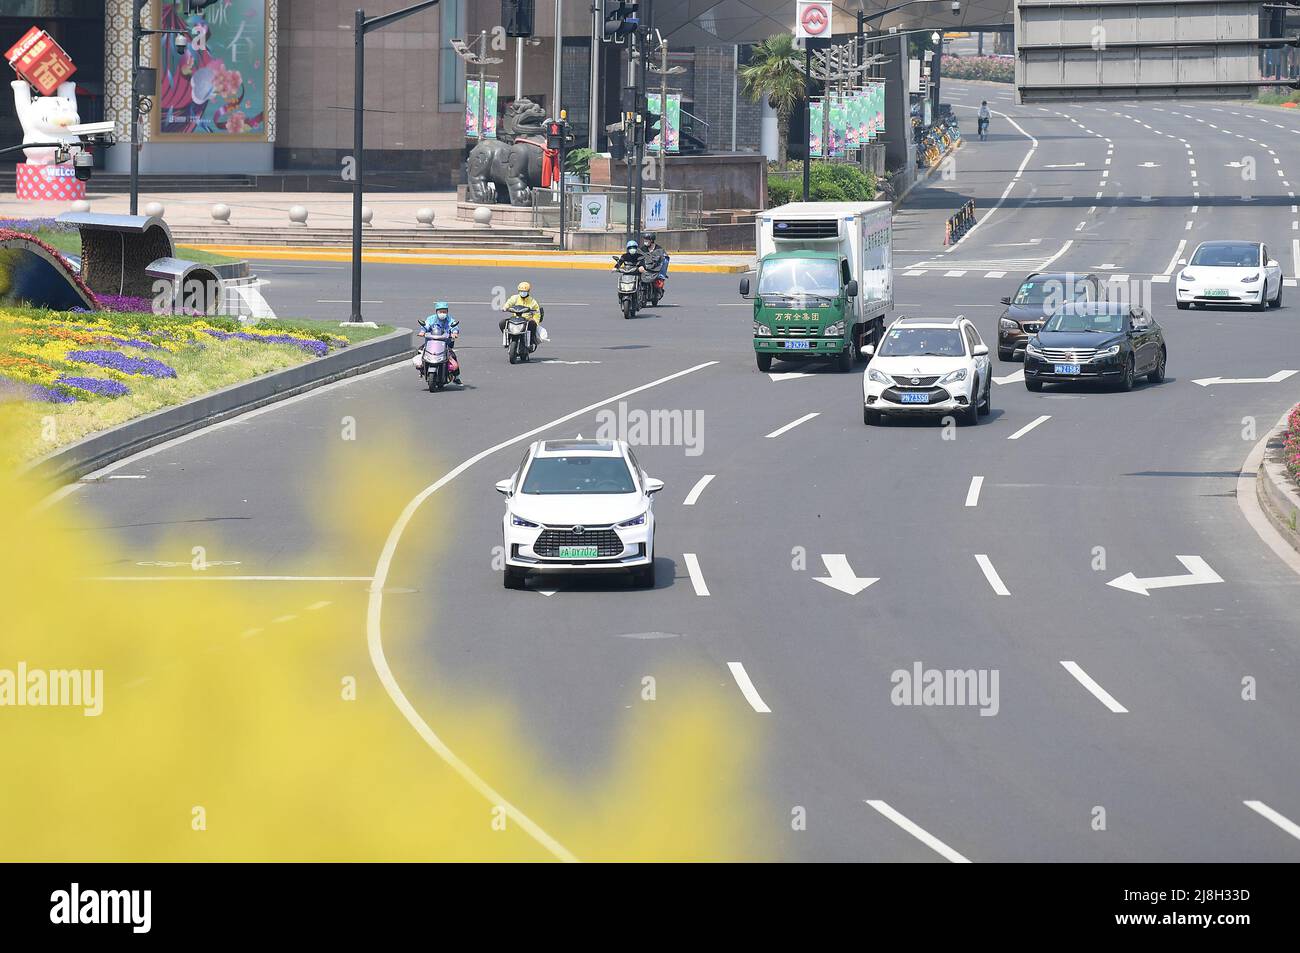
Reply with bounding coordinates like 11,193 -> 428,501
62,84 -> 1300,861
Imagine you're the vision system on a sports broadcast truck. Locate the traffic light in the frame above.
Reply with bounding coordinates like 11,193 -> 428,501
643,107 -> 661,146
604,1 -> 640,40
609,129 -> 627,161
502,0 -> 536,38
546,119 -> 564,150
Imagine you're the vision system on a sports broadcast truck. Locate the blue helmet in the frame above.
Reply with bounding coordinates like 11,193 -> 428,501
434,301 -> 449,311
626,240 -> 639,250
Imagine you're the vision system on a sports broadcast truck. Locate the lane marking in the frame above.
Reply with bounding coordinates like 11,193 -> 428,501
1243,801 -> 1300,842
764,412 -> 819,439
1162,239 -> 1186,275
1007,414 -> 1051,440
965,475 -> 984,507
683,474 -> 716,506
1060,660 -> 1128,713
683,553 -> 711,596
945,103 -> 1037,251
864,800 -> 972,863
365,359 -> 718,864
727,662 -> 771,713
974,554 -> 1010,595
306,600 -> 332,611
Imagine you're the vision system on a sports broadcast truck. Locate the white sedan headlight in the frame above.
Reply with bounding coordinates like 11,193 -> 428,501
1241,273 -> 1260,283
938,368 -> 968,385
511,514 -> 539,527
868,368 -> 892,385
1179,271 -> 1195,282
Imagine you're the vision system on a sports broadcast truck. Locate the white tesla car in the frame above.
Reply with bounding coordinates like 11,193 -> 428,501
861,315 -> 992,425
497,439 -> 663,590
1176,240 -> 1283,310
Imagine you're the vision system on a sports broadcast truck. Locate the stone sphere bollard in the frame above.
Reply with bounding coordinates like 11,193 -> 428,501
70,199 -> 90,213
144,201 -> 165,217
416,207 -> 435,226
361,206 -> 374,225
472,206 -> 492,226
289,205 -> 309,225
211,203 -> 232,223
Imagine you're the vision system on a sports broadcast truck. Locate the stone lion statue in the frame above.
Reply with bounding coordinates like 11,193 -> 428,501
466,98 -> 551,206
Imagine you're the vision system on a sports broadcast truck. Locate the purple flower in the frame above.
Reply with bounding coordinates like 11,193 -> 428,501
30,383 -> 77,403
102,335 -> 164,351
94,294 -> 156,314
66,349 -> 177,378
56,375 -> 130,398
201,329 -> 330,357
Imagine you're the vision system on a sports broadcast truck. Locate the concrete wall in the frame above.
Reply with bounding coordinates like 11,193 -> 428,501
590,153 -> 768,210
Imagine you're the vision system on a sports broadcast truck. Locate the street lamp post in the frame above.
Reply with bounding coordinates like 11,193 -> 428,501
350,1 -> 443,324
129,1 -> 188,217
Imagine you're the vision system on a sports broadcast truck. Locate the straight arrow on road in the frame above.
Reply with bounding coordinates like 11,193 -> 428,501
993,369 -> 1024,385
1107,555 -> 1223,596
813,554 -> 879,595
1192,370 -> 1297,387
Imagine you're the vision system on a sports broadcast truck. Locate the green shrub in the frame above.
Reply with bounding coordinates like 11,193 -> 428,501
767,163 -> 876,207
940,55 -> 1014,84
565,147 -> 595,176
767,175 -> 798,207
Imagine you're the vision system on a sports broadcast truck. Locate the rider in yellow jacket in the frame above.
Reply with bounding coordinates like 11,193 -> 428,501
500,281 -> 544,350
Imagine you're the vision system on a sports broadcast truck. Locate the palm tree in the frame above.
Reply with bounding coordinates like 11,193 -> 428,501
739,34 -> 806,166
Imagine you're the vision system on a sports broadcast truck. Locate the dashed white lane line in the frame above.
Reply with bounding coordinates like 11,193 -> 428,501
965,475 -> 984,508
272,614 -> 298,624
365,359 -> 719,865
1060,660 -> 1129,713
864,800 -> 972,863
727,662 -> 771,713
1007,414 -> 1051,440
765,412 -> 819,439
974,554 -> 1010,596
306,600 -> 332,611
682,474 -> 716,506
1243,801 -> 1300,842
683,553 -> 711,596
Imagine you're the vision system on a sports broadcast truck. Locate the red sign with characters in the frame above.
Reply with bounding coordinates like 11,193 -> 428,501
5,26 -> 77,95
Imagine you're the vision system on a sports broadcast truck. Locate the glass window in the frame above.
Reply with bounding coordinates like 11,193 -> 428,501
1013,276 -> 1094,306
878,327 -> 965,357
1190,243 -> 1260,267
1043,310 -> 1125,333
520,457 -> 637,495
439,0 -> 467,105
757,258 -> 839,298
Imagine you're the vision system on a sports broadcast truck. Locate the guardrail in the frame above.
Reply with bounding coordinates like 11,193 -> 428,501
944,199 -> 976,245
531,183 -> 704,231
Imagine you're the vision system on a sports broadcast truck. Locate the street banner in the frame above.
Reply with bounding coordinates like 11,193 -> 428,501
794,0 -> 832,41
465,81 -> 499,139
5,26 -> 76,96
808,98 -> 823,158
465,82 -> 480,138
644,192 -> 669,231
482,81 -> 498,138
845,92 -> 860,148
829,96 -> 846,157
665,93 -> 681,153
580,193 -> 608,230
156,0 -> 268,138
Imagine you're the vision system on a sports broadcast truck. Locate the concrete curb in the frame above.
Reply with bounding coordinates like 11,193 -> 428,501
1257,410 -> 1300,549
22,328 -> 415,486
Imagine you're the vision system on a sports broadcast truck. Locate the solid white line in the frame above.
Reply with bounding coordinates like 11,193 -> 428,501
90,575 -> 374,582
365,360 -> 718,865
105,474 -> 147,480
1162,239 -> 1186,275
765,412 -> 819,439
946,104 -> 1037,252
1007,414 -> 1051,440
682,474 -> 716,506
864,800 -> 972,863
1060,660 -> 1129,713
965,475 -> 984,508
974,554 -> 1010,595
684,553 -> 711,596
1292,239 -> 1300,279
1243,801 -> 1300,842
727,662 -> 771,713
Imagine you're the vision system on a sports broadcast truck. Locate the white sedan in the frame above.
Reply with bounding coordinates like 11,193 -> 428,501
862,315 -> 992,425
497,438 -> 662,590
1176,240 -> 1283,310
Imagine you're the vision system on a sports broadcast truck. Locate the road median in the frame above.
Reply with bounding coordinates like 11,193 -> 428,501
1257,405 -> 1300,552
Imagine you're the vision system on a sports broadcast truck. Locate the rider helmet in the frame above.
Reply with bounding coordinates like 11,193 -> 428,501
626,240 -> 639,250
516,281 -> 531,296
642,232 -> 657,244
434,300 -> 449,312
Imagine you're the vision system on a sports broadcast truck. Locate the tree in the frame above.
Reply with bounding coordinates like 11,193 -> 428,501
739,34 -> 806,166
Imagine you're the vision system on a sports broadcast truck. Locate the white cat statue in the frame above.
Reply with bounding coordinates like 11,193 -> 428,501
11,78 -> 80,166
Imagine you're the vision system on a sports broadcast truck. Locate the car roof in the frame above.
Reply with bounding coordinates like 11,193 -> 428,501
534,439 -> 623,457
890,315 -> 965,328
1054,301 -> 1131,315
1194,240 -> 1260,248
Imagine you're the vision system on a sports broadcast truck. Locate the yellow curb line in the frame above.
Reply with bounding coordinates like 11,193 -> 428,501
187,245 -> 752,273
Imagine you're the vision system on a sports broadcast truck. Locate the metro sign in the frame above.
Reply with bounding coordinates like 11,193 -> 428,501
795,0 -> 832,40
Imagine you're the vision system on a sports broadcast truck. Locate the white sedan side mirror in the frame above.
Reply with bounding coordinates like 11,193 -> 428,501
644,477 -> 665,495
972,343 -> 989,357
495,479 -> 512,495
1267,259 -> 1280,268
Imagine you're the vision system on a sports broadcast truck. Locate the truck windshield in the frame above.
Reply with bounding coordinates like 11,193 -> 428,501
878,328 -> 965,357
757,258 -> 839,298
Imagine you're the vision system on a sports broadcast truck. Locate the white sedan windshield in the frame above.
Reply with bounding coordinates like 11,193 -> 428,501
520,457 -> 636,495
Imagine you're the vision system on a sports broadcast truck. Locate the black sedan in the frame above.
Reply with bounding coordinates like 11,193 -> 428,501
998,271 -> 1104,360
1024,304 -> 1166,392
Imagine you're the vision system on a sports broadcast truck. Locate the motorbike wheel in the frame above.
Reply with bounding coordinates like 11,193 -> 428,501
427,369 -> 439,392
508,345 -> 518,365
623,299 -> 633,320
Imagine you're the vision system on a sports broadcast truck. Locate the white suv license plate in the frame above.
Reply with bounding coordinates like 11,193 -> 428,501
899,391 -> 930,404
1054,363 -> 1081,375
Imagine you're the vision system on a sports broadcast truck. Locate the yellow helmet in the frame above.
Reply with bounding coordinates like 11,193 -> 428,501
517,281 -> 531,294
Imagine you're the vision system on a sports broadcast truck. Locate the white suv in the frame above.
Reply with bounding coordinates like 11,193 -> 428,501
862,316 -> 992,425
497,439 -> 663,590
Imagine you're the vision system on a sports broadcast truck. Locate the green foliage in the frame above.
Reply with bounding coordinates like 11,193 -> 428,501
740,34 -> 807,165
766,163 -> 876,207
565,147 -> 595,176
939,55 -> 1014,84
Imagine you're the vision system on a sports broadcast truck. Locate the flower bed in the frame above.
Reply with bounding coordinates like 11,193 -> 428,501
0,308 -> 363,465
1284,404 -> 1300,485
940,55 -> 1014,84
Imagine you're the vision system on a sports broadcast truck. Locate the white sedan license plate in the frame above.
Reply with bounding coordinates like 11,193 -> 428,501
1054,363 -> 1081,375
1204,289 -> 1229,298
900,391 -> 930,404
558,546 -> 599,558
784,340 -> 811,350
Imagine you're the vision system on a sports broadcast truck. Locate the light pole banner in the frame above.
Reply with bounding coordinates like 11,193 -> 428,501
829,96 -> 846,157
465,81 -> 499,139
465,82 -> 480,138
580,193 -> 608,230
845,93 -> 859,148
808,98 -> 823,158
665,93 -> 681,154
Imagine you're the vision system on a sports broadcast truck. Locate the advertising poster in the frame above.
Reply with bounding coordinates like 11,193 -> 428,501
156,0 -> 267,138
464,81 -> 499,139
829,97 -> 846,157
845,92 -> 859,148
644,192 -> 669,231
646,93 -> 682,154
465,81 -> 480,138
580,193 -> 608,230
808,99 -> 823,158
482,81 -> 498,139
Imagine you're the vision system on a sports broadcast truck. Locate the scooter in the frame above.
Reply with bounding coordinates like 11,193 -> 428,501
503,304 -> 538,364
646,254 -> 670,306
614,258 -> 643,320
415,329 -> 456,391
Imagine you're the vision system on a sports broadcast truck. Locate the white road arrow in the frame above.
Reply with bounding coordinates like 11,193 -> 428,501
1192,370 -> 1297,387
813,554 -> 879,596
768,372 -> 814,382
1107,555 -> 1223,596
1138,161 -> 1161,168
993,369 -> 1024,385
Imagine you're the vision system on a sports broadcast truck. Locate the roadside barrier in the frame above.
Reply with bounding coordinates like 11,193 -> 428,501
944,199 -> 976,245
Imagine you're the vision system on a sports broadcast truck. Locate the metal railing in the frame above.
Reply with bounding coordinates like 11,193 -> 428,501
531,183 -> 704,231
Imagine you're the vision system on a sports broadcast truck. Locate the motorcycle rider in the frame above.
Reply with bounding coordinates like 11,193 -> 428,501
977,100 -> 991,140
640,233 -> 667,279
614,239 -> 643,272
500,280 -> 544,351
418,300 -> 461,384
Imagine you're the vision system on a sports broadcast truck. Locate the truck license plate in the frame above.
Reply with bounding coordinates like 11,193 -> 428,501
783,340 -> 810,350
